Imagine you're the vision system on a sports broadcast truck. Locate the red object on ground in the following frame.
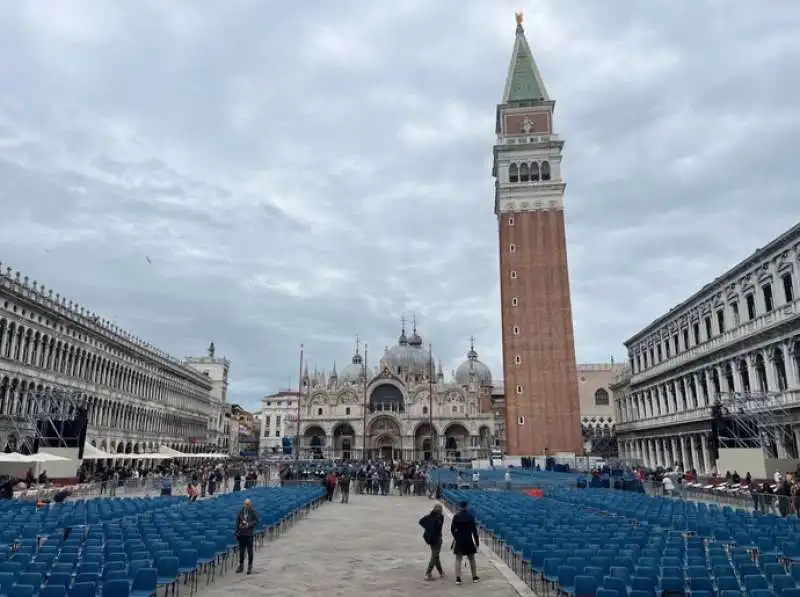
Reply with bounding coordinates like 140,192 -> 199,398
525,489 -> 544,498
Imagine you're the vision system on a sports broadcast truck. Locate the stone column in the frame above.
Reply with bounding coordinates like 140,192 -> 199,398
690,435 -> 701,472
679,435 -> 689,470
700,434 -> 712,475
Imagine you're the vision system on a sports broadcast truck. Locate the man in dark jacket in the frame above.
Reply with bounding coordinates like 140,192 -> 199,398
450,501 -> 480,585
419,504 -> 445,581
235,498 -> 258,574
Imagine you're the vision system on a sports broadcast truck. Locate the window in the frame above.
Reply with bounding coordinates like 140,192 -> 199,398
423,406 -> 428,415
519,162 -> 530,182
541,161 -> 551,181
510,270 -> 518,279
509,243 -> 516,253
517,416 -> 525,425
594,388 -> 610,406
746,294 -> 756,320
509,163 -> 519,183
692,323 -> 700,345
274,430 -> 280,437
672,334 -> 678,355
265,416 -> 271,427
704,316 -> 712,340
514,355 -> 522,365
664,340 -> 670,359
783,273 -> 794,302
508,216 -> 515,226
317,408 -> 323,415
275,416 -> 281,427
682,329 -> 689,351
731,301 -> 740,325
716,309 -> 725,334
513,326 -> 520,335
762,283 -> 774,312
345,407 -> 350,415
515,385 -> 523,394
511,297 -> 519,307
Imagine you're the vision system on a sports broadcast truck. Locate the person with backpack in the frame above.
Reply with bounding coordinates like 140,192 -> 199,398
419,504 -> 445,581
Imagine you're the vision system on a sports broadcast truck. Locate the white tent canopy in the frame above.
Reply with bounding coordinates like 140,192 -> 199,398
82,444 -> 115,460
194,453 -> 228,459
0,452 -> 69,463
158,446 -> 187,458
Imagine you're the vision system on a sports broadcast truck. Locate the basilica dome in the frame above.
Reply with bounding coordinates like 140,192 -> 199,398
382,325 -> 435,377
454,340 -> 492,387
340,350 -> 364,383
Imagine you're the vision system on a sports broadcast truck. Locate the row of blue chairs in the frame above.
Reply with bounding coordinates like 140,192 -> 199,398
442,488 -> 800,597
0,486 -> 325,597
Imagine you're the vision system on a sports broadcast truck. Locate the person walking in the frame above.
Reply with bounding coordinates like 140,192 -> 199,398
419,504 -> 445,581
235,498 -> 258,574
450,501 -> 480,585
340,474 -> 351,504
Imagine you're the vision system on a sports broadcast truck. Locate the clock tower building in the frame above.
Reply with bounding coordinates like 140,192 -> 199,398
494,13 -> 583,457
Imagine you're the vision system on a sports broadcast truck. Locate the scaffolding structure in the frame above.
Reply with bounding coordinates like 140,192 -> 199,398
715,391 -> 796,457
0,385 -> 88,454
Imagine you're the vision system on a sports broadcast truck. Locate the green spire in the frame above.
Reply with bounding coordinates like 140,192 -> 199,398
503,21 -> 549,103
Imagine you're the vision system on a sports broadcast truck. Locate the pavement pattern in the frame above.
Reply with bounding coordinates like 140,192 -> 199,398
197,494 -> 527,597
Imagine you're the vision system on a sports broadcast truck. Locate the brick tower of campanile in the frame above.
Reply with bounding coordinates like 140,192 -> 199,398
494,12 -> 583,457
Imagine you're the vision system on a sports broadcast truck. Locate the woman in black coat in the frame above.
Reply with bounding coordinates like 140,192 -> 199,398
450,501 -> 480,585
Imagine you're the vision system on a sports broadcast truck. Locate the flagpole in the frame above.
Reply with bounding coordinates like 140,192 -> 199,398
294,344 -> 304,463
361,344 -> 369,462
428,343 -> 435,462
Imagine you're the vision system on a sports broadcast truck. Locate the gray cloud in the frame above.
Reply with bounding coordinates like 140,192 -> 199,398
0,1 -> 798,409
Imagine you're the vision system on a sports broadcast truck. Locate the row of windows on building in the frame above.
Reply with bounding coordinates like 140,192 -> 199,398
0,318 -> 207,410
508,161 -> 552,183
618,342 -> 800,423
633,271 -> 796,374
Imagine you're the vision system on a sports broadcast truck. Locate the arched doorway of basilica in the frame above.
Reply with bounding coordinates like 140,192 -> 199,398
303,425 -> 327,460
414,423 -> 438,462
368,416 -> 401,461
332,423 -> 356,461
444,423 -> 469,461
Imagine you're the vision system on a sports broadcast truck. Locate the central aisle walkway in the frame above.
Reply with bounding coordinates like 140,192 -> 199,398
201,494 -> 527,597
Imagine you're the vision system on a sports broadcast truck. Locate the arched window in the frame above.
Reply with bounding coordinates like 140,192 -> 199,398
509,163 -> 519,183
594,388 -> 610,406
519,162 -> 530,182
530,162 -> 540,181
541,161 -> 551,181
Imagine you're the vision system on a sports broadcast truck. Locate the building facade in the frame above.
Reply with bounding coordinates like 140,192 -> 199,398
493,13 -> 582,456
0,263 -> 224,461
577,363 -> 623,458
614,224 -> 800,474
259,390 -> 299,456
286,325 -> 496,462
185,343 -> 231,453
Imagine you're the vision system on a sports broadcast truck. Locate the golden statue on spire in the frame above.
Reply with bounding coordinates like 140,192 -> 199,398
515,11 -> 524,25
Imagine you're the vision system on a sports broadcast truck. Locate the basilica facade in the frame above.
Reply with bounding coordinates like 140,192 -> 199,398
286,324 -> 497,462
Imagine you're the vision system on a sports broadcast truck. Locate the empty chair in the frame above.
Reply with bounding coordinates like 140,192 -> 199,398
18,572 -> 43,589
47,573 -> 72,588
573,575 -> 598,597
103,579 -> 130,597
10,585 -> 35,597
716,576 -> 741,592
39,586 -> 66,597
130,569 -> 157,597
689,577 -> 714,593
155,557 -> 179,594
630,576 -> 657,596
558,566 -> 578,595
69,582 -> 97,597
745,575 -> 771,592
660,576 -> 684,594
604,576 -> 629,597
773,576 -> 796,594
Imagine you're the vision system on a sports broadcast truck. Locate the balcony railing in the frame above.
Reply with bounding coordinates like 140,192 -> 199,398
616,406 -> 713,433
630,299 -> 799,385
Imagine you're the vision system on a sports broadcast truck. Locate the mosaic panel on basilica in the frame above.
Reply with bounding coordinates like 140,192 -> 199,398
287,324 -> 497,462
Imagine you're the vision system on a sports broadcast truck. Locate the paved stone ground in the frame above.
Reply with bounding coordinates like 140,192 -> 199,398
196,494 -> 526,597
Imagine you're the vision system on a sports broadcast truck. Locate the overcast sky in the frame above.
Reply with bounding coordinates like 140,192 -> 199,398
1,1 -> 798,410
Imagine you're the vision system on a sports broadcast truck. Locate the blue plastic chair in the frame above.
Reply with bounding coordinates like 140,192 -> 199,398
177,549 -> 199,594
39,586 -> 66,597
574,575 -> 598,597
10,586 -> 35,597
130,568 -> 157,597
746,575 -> 771,592
155,557 -> 179,593
558,566 -> 577,595
70,579 -> 98,596
103,579 -> 130,597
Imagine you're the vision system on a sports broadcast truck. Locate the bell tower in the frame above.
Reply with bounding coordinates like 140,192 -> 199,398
494,12 -> 582,457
